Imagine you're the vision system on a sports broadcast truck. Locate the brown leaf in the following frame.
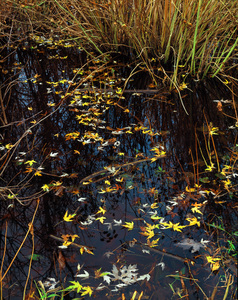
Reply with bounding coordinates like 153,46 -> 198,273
58,251 -> 66,272
217,101 -> 223,112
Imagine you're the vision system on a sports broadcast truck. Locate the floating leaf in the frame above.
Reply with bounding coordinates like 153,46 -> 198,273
199,177 -> 210,183
123,221 -> 134,231
63,211 -> 76,222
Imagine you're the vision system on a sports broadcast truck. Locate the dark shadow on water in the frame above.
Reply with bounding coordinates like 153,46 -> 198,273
0,43 -> 237,299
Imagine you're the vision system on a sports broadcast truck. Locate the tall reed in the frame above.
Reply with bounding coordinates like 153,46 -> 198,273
2,0 -> 238,81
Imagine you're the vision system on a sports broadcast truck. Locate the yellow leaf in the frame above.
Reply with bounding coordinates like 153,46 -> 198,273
63,241 -> 72,246
161,221 -> 186,232
191,207 -> 203,215
81,286 -> 93,297
82,181 -> 91,185
25,160 -> 37,166
53,181 -> 62,186
140,228 -> 154,239
211,261 -> 220,271
186,217 -> 200,227
173,222 -> 186,232
96,216 -> 106,224
41,184 -> 50,191
47,102 -> 55,107
5,144 -> 13,149
151,202 -> 159,209
34,171 -> 42,176
151,157 -> 158,163
96,207 -> 106,215
147,238 -> 160,248
206,256 -> 221,264
8,194 -> 17,199
71,234 -> 79,242
123,221 -> 134,231
63,211 -> 76,222
104,180 -> 111,185
185,186 -> 196,193
116,177 -> 124,182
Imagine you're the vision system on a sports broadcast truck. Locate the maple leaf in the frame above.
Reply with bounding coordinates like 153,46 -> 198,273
205,164 -> 215,172
206,256 -> 221,264
5,143 -> 13,149
151,202 -> 159,209
49,152 -> 58,157
191,202 -> 203,208
140,224 -> 155,240
185,186 -> 196,193
41,184 -> 50,191
173,222 -> 186,232
63,211 -> 76,222
7,194 -> 17,199
53,181 -> 62,186
177,238 -> 204,253
79,246 -> 94,255
34,170 -> 42,176
211,261 -> 220,271
186,217 -> 201,227
25,167 -> 33,173
67,281 -> 82,293
96,216 -> 106,224
191,207 -> 203,215
81,286 -> 93,296
209,127 -> 219,135
123,221 -> 134,231
147,238 -> 160,248
96,206 -> 106,215
71,234 -> 79,242
25,160 -> 37,166
160,221 -> 186,232
75,270 -> 90,279
43,277 -> 60,290
65,132 -> 80,140
113,219 -> 122,226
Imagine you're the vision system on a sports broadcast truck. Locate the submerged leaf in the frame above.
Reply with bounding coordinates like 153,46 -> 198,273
177,238 -> 205,253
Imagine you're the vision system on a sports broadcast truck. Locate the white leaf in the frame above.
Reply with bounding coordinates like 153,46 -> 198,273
177,238 -> 204,253
138,274 -> 150,281
103,275 -> 111,284
200,238 -> 210,246
75,270 -> 89,279
113,219 -> 122,226
58,245 -> 68,249
157,262 -> 165,270
50,152 -> 58,157
104,251 -> 114,258
142,249 -> 150,254
77,197 -> 87,202
104,222 -> 112,230
96,283 -> 106,290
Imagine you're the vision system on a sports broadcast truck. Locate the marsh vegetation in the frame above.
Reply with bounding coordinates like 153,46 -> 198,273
0,1 -> 237,299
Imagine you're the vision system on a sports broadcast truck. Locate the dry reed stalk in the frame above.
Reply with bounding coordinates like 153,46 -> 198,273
2,0 -> 238,81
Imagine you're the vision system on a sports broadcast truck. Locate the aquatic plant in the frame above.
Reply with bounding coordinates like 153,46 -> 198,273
1,0 -> 238,83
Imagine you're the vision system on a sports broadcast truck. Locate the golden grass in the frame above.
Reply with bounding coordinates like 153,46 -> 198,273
1,0 -> 238,82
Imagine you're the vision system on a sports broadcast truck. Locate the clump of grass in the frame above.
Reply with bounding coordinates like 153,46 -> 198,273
2,0 -> 238,82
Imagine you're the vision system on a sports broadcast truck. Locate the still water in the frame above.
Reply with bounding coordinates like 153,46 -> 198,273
0,39 -> 237,299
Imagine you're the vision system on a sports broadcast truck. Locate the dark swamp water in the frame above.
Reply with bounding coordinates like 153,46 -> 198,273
0,38 -> 237,299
